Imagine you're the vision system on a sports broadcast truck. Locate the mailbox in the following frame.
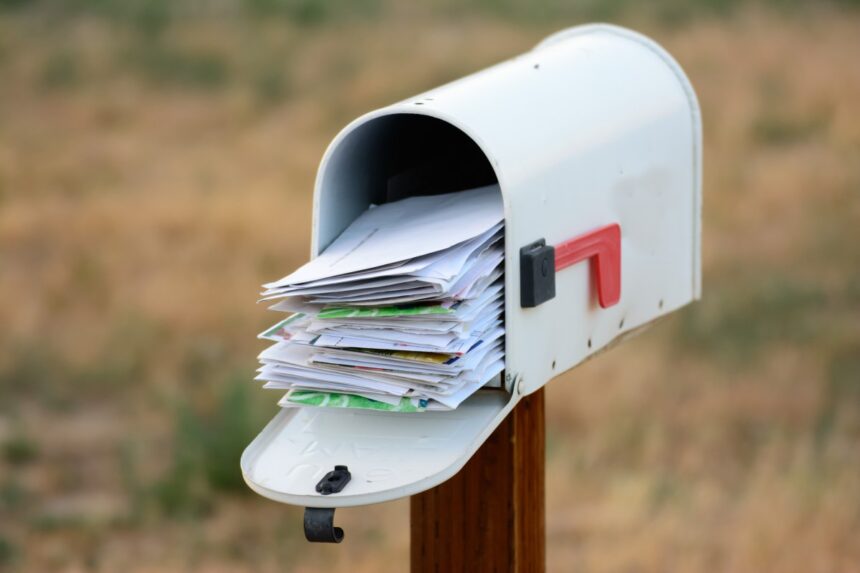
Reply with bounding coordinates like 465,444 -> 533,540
242,24 -> 701,512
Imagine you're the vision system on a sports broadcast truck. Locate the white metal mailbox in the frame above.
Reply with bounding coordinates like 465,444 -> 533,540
242,24 -> 701,509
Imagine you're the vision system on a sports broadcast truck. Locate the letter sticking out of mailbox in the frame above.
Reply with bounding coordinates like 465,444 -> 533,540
242,24 -> 702,509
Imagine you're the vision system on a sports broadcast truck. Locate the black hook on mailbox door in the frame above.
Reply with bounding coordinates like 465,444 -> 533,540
304,465 -> 351,543
304,507 -> 343,543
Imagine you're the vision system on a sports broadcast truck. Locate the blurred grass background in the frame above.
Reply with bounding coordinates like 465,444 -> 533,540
1,0 -> 859,571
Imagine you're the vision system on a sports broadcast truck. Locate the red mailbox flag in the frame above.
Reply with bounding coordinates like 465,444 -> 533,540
555,223 -> 621,308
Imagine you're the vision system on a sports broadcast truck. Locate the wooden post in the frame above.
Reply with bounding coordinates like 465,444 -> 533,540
410,388 -> 546,573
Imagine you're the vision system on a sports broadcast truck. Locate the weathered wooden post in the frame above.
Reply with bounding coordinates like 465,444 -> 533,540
411,388 -> 545,572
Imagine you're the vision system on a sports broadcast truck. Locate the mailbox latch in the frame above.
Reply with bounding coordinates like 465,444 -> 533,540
520,239 -> 556,308
304,507 -> 344,543
315,465 -> 351,495
304,465 -> 352,543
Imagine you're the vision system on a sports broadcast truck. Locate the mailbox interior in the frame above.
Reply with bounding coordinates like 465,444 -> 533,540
313,113 -> 500,253
242,113 -> 517,508
314,112 -> 508,396
311,113 -> 504,398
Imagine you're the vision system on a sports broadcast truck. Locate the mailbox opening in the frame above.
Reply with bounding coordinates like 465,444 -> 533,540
315,111 -> 508,400
314,113 -> 500,253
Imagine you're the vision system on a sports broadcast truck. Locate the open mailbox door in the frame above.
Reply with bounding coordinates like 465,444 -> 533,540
242,391 -> 512,508
242,24 -> 701,510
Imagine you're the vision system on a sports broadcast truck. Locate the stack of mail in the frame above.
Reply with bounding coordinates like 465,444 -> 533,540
255,185 -> 505,412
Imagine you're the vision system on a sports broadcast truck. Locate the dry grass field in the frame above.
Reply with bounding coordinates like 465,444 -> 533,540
1,1 -> 859,572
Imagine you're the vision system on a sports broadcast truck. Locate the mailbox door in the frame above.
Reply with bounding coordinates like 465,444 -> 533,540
241,390 -> 512,508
